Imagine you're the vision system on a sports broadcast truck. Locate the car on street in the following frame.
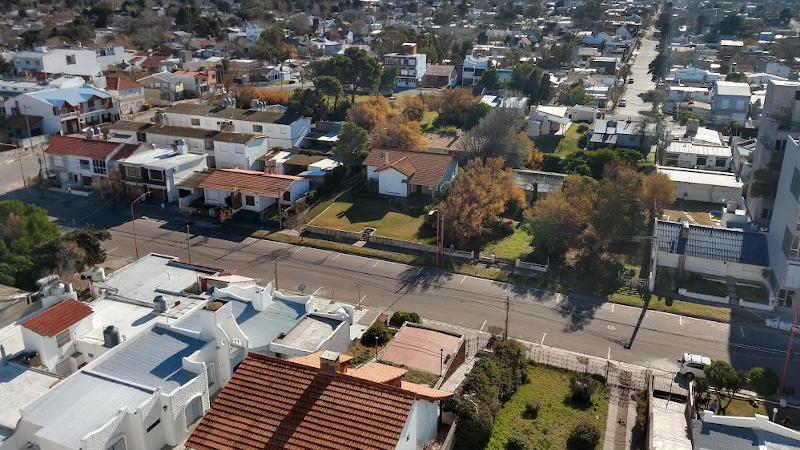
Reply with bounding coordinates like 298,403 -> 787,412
628,78 -> 634,84
618,99 -> 627,107
678,353 -> 712,381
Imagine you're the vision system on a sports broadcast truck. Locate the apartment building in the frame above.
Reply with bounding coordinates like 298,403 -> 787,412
711,81 -> 751,126
12,47 -> 105,88
746,80 -> 800,226
162,103 -> 311,148
383,43 -> 427,88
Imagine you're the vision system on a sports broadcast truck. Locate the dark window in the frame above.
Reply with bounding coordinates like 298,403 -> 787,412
696,156 -> 707,166
253,125 -> 263,132
792,168 -> 800,201
146,419 -> 161,432
149,169 -> 163,180
282,191 -> 291,201
784,226 -> 794,257
80,159 -> 90,170
245,195 -> 255,206
92,159 -> 107,175
715,158 -> 727,168
65,54 -> 76,65
762,208 -> 771,219
136,132 -> 146,142
191,118 -> 200,126
775,139 -> 787,151
795,91 -> 800,100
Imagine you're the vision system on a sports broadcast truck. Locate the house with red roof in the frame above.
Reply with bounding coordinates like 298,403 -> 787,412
364,148 -> 458,198
45,134 -> 140,193
20,298 -> 94,375
105,77 -> 145,115
185,351 -> 451,450
198,168 -> 310,213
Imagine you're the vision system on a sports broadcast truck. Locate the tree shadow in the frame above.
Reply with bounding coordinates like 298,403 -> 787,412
562,394 -> 595,411
557,294 -> 603,332
394,265 -> 454,294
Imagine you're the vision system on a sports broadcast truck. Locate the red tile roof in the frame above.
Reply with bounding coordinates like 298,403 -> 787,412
21,299 -> 92,337
45,135 -> 120,159
364,149 -> 455,187
199,169 -> 302,197
112,143 -> 141,161
140,53 -> 170,68
106,77 -> 141,91
186,353 -> 439,450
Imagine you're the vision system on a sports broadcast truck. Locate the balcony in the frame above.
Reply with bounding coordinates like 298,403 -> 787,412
59,111 -> 79,120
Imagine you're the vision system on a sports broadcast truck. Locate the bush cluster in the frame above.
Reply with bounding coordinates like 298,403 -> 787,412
360,321 -> 392,346
389,311 -> 421,327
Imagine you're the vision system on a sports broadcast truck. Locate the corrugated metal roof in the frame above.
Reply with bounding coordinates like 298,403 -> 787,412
514,169 -> 567,194
666,141 -> 731,157
28,85 -> 111,108
92,325 -> 204,392
655,220 -> 768,266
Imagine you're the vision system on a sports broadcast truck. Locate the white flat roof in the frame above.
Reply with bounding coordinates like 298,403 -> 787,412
117,147 -> 205,170
666,141 -> 731,157
658,166 -> 743,188
0,363 -> 59,435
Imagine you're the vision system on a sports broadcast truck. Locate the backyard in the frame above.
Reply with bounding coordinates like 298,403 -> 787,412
724,399 -> 800,431
662,200 -> 720,227
309,191 -> 435,243
533,123 -> 586,156
485,364 -> 610,450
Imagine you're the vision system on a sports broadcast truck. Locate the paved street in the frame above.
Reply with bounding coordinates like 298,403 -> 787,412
616,28 -> 659,119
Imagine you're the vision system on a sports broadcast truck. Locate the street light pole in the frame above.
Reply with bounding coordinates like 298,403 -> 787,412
429,209 -> 440,266
130,191 -> 150,260
779,294 -> 797,396
186,224 -> 192,264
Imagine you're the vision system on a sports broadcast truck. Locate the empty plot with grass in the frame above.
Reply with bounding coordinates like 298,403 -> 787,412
485,364 -> 609,450
481,223 -> 535,261
309,192 -> 435,243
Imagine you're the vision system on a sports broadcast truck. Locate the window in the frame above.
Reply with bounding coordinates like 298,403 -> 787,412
235,146 -> 244,154
92,159 -> 107,175
136,132 -> 146,143
149,169 -> 163,180
714,158 -> 727,168
204,140 -> 214,151
56,330 -> 71,347
191,118 -> 200,126
146,419 -> 161,433
253,125 -> 263,132
775,139 -> 787,152
792,168 -> 800,201
795,91 -> 800,101
206,362 -> 216,386
65,54 -> 76,65
107,437 -> 125,450
185,396 -> 203,428
80,159 -> 90,170
762,208 -> 772,220
245,195 -> 255,206
282,191 -> 291,201
696,156 -> 707,166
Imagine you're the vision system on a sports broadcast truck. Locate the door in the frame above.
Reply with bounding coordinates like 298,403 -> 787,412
82,176 -> 93,187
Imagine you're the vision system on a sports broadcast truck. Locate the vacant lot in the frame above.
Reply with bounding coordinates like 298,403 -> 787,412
533,123 -> 585,156
310,192 -> 435,243
486,364 -> 609,450
481,223 -> 535,261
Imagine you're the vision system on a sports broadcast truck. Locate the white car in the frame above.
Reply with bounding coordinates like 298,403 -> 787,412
678,353 -> 712,381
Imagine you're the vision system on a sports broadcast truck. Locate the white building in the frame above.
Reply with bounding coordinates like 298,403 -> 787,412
711,81 -> 751,126
199,168 -> 310,212
12,47 -> 105,88
11,84 -> 119,135
363,149 -> 458,198
105,77 -> 145,116
767,137 -> 800,309
461,55 -> 490,86
383,43 -> 428,88
117,143 -> 207,203
162,103 -> 311,149
657,166 -> 743,203
662,141 -> 732,171
44,134 -> 139,192
527,105 -> 571,137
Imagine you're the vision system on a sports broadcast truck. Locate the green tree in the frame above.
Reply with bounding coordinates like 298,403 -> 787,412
510,62 -> 543,99
725,72 -> 746,82
361,321 -> 392,345
539,73 -> 552,103
251,26 -> 296,62
704,361 -> 746,414
478,68 -> 501,91
343,47 -> 382,102
780,7 -> 793,25
0,201 -> 59,287
378,66 -> 399,94
313,76 -> 343,116
569,84 -> 591,105
333,122 -> 370,173
746,367 -> 778,397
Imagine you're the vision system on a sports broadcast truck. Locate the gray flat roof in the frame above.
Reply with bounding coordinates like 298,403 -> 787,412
21,371 -> 153,449
178,298 -> 304,350
655,220 -> 769,266
92,326 -> 204,392
108,121 -> 263,144
163,103 -> 302,125
275,314 -> 344,351
0,363 -> 59,434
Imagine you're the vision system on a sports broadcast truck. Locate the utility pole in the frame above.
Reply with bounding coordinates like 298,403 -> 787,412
504,296 -> 510,341
273,260 -> 279,290
185,224 -> 192,264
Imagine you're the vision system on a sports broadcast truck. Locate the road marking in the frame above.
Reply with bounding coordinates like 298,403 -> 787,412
292,247 -> 302,254
740,326 -> 746,338
607,347 -> 612,360
555,293 -> 563,303
460,275 -> 467,284
540,333 -> 547,346
416,267 -> 423,276
610,303 -> 615,312
312,287 -> 322,295
332,252 -> 341,260
372,260 -> 380,267
356,294 -> 367,306
679,315 -> 683,326
108,246 -> 118,254
504,284 -> 511,292
480,320 -> 487,331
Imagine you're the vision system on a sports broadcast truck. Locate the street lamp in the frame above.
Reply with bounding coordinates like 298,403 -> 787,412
779,293 -> 797,396
428,209 -> 441,266
185,222 -> 193,264
130,191 -> 150,260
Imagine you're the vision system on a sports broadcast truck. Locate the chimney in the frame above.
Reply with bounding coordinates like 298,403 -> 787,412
381,151 -> 389,164
680,221 -> 690,239
687,118 -> 699,134
320,350 -> 343,374
176,138 -> 188,155
401,42 -> 417,54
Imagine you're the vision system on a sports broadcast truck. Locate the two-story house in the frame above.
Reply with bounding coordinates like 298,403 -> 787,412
137,71 -> 185,105
461,55 -> 490,86
117,142 -> 207,202
162,103 -> 311,149
105,77 -> 145,116
662,141 -> 732,171
45,134 -> 140,192
172,69 -> 217,98
12,84 -> 119,135
711,81 -> 751,126
383,43 -> 427,88
12,47 -> 105,88
107,120 -> 270,170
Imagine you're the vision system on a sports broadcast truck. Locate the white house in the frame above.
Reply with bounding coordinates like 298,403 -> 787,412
364,149 -> 458,198
162,103 -> 311,149
45,134 -> 140,192
11,84 -> 119,135
138,71 -> 185,105
117,142 -> 207,203
12,47 -> 105,88
105,77 -> 145,116
711,81 -> 751,126
19,298 -> 94,375
662,141 -> 733,171
767,137 -> 800,309
461,55 -> 490,86
657,166 -> 743,203
383,43 -> 427,88
199,168 -> 310,212
527,105 -> 571,137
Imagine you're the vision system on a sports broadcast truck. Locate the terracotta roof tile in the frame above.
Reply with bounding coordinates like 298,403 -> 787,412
363,149 -> 455,187
290,351 -> 352,368
185,353 -> 418,450
45,135 -> 119,159
111,143 -> 141,161
106,77 -> 141,91
21,299 -> 92,337
199,169 -> 302,197
348,363 -> 406,385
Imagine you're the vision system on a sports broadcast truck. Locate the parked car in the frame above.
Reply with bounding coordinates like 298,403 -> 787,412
678,353 -> 712,381
618,99 -> 627,107
628,78 -> 634,84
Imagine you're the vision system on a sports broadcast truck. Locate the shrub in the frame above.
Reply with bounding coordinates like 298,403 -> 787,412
389,311 -> 421,327
576,123 -> 589,134
570,374 -> 596,403
747,367 -> 779,397
568,422 -> 601,449
506,435 -> 528,450
523,401 -> 540,419
361,322 -> 392,346
631,391 -> 649,449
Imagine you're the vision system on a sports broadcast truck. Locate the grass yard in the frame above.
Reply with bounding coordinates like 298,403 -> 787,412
724,399 -> 800,431
402,367 -> 439,386
662,200 -> 720,227
678,276 -> 729,297
481,223 -> 535,261
533,124 -> 585,156
309,192 -> 435,243
486,364 -> 609,450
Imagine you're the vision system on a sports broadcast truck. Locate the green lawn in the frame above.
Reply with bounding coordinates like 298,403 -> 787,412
533,124 -> 586,156
486,364 -> 609,450
736,284 -> 769,304
724,399 -> 800,431
309,192 -> 435,243
481,224 -> 534,261
678,276 -> 729,298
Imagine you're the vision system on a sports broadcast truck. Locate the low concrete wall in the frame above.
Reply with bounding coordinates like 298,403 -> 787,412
738,298 -> 774,311
443,248 -> 474,261
440,419 -> 458,450
516,259 -> 548,273
478,253 -> 496,264
369,234 -> 437,253
305,225 -> 361,241
678,288 -> 729,304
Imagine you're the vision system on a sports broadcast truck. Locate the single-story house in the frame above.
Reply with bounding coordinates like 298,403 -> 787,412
199,168 -> 310,212
364,149 -> 458,198
514,169 -> 567,204
588,118 -> 655,150
422,64 -> 457,88
662,141 -> 733,172
657,166 -> 743,203
527,105 -> 571,137
655,219 -> 769,284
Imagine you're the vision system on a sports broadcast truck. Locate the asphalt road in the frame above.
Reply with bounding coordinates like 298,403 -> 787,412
3,171 -> 794,385
616,29 -> 659,119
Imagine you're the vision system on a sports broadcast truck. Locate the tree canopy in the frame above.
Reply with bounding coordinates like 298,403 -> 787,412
333,122 -> 370,173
